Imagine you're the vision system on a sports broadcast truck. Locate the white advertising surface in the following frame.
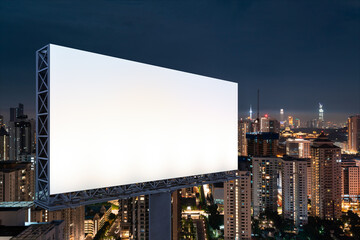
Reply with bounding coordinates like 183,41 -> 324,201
49,44 -> 238,194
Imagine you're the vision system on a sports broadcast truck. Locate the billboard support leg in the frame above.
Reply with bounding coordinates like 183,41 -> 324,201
149,191 -> 171,240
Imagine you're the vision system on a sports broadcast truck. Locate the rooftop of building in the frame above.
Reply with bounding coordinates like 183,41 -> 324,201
11,221 -> 64,240
311,132 -> 341,149
281,155 -> 308,162
312,144 -> 340,149
0,201 -> 33,211
0,161 -> 32,172
246,132 -> 279,139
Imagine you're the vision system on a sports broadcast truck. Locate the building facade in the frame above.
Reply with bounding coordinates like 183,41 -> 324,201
0,161 -> 34,202
238,120 -> 250,156
31,206 -> 85,240
310,133 -> 342,220
348,115 -> 360,154
0,127 -> 9,161
260,116 -> 280,133
246,132 -> 279,157
280,156 -> 308,227
286,139 -> 310,159
224,157 -> 251,239
252,157 -> 279,216
118,195 -> 149,240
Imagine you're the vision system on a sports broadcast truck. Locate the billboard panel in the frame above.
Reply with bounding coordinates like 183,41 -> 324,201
48,44 -> 237,194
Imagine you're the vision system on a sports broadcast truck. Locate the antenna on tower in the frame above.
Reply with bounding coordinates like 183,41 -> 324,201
257,89 -> 260,121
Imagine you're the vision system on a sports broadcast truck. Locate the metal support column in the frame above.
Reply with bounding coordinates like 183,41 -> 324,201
149,191 -> 171,240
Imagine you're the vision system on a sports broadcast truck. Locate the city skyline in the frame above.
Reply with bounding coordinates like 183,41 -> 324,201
0,1 -> 360,239
0,0 -> 359,121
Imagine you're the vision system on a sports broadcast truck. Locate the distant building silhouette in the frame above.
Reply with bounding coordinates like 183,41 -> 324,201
348,115 -> 360,154
0,127 -> 9,161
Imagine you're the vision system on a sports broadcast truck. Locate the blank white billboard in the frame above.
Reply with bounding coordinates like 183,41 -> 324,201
49,44 -> 237,194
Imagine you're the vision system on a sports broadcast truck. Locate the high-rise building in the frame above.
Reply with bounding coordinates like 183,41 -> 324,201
9,121 -> 33,161
118,197 -> 132,239
318,103 -> 324,128
0,127 -> 10,161
306,158 -> 312,200
118,195 -> 149,239
10,103 -> 25,122
239,120 -> 251,156
280,109 -> 285,129
288,116 -> 294,128
294,118 -> 300,128
348,115 -> 360,154
260,115 -> 280,133
171,190 -> 181,240
310,133 -> 342,220
252,157 -> 279,216
286,139 -> 311,159
8,104 -> 34,161
341,159 -> 360,204
11,221 -> 65,240
280,156 -> 308,227
246,132 -> 279,157
31,206 -> 84,240
224,157 -> 251,240
0,161 -> 34,201
249,105 -> 253,120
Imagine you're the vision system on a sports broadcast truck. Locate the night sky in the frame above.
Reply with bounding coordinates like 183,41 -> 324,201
0,0 -> 359,123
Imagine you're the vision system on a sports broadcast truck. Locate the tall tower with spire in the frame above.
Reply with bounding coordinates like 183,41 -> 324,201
249,105 -> 253,120
319,103 -> 324,128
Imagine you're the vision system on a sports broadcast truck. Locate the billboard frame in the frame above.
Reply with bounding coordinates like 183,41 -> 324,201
35,45 -> 238,211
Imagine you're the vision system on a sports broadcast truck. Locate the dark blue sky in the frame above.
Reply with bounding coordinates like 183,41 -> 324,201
0,0 -> 359,123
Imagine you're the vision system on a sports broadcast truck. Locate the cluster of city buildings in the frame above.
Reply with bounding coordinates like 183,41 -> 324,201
0,103 -> 359,239
223,108 -> 360,239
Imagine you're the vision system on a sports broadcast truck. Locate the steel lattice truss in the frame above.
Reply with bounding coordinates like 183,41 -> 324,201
35,45 -> 237,211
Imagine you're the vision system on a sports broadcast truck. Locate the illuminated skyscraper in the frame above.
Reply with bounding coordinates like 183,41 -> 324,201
280,156 -> 308,227
286,139 -> 310,158
9,121 -> 32,161
341,159 -> 360,204
319,103 -> 324,121
119,195 -> 149,239
249,105 -> 253,120
252,157 -> 279,216
0,127 -> 9,161
260,115 -> 280,133
348,115 -> 360,154
318,103 -> 324,129
0,161 -> 34,201
31,206 -> 84,240
280,109 -> 285,129
224,157 -> 251,240
246,132 -> 279,157
288,116 -> 294,128
239,120 -> 250,156
310,133 -> 342,220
